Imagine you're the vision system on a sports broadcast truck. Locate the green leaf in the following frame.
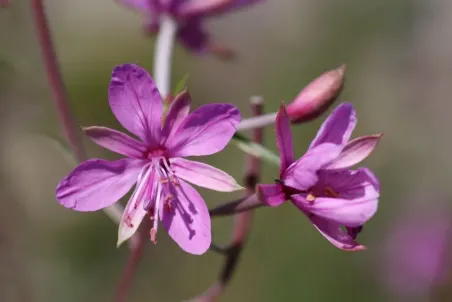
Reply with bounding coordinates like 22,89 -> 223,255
172,73 -> 189,96
231,133 -> 280,166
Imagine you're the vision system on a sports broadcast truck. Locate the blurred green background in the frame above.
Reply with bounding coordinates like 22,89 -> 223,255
2,0 -> 452,301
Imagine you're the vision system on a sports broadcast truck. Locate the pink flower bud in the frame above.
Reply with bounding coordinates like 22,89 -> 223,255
286,64 -> 345,124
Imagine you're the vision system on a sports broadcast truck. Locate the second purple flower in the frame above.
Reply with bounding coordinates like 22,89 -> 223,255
257,103 -> 381,251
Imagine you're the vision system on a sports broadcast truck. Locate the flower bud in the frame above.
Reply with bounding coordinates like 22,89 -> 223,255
286,65 -> 345,124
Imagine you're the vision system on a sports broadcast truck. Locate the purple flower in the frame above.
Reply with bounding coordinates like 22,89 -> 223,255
56,64 -> 242,255
118,0 -> 263,56
381,205 -> 452,298
257,103 -> 381,251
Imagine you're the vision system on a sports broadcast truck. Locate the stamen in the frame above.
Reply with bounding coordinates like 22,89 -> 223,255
148,206 -> 155,220
161,159 -> 180,187
130,165 -> 154,211
150,228 -> 157,244
325,186 -> 340,198
159,177 -> 169,184
306,193 -> 316,202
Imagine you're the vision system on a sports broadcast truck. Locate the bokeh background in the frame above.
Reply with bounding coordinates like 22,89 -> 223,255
2,0 -> 452,301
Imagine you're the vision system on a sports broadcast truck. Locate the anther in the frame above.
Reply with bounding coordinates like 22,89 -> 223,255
306,193 -> 316,203
170,176 -> 180,186
148,207 -> 155,220
164,195 -> 174,212
159,177 -> 169,184
150,228 -> 158,244
324,186 -> 340,198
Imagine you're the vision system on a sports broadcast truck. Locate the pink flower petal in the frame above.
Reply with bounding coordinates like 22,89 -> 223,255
284,143 -> 341,191
118,166 -> 155,246
309,103 -> 356,150
160,179 -> 211,255
292,168 -> 379,226
179,0 -> 263,18
326,134 -> 383,169
170,158 -> 243,192
109,64 -> 163,147
177,18 -> 210,53
167,103 -> 240,157
83,126 -> 147,158
275,104 -> 294,176
161,90 -> 191,145
56,158 -> 145,211
308,215 -> 366,251
256,183 -> 286,207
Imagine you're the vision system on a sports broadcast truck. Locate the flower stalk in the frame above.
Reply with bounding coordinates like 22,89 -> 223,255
190,96 -> 264,301
30,0 -> 124,225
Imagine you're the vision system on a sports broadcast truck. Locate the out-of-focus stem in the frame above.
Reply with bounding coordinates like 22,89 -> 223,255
113,16 -> 177,301
30,0 -> 125,225
236,112 -> 277,131
190,97 -> 264,302
153,15 -> 177,99
30,0 -> 85,161
114,221 -> 148,302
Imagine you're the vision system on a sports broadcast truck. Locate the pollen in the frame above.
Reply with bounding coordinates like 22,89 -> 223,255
324,186 -> 340,198
150,228 -> 158,244
306,193 -> 316,202
159,177 -> 169,184
164,194 -> 174,212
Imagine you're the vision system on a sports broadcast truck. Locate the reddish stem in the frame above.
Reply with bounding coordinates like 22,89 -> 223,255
190,97 -> 264,301
114,222 -> 148,302
30,0 -> 86,161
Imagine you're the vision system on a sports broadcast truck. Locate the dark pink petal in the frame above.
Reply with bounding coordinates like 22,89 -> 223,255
170,158 -> 242,192
276,104 -> 294,176
56,158 -> 145,211
109,64 -> 163,147
179,0 -> 263,18
166,103 -> 241,157
83,126 -> 147,158
256,183 -> 286,207
309,215 -> 366,251
292,168 -> 379,227
160,179 -> 211,255
309,103 -> 356,150
118,165 -> 155,246
161,90 -> 191,145
284,143 -> 341,191
326,134 -> 383,169
177,18 -> 210,53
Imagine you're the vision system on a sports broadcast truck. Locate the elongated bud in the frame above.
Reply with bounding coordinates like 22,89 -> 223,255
286,64 -> 345,124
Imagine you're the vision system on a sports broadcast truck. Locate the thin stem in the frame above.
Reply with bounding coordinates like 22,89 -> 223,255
30,0 -> 124,225
236,112 -> 277,131
190,97 -> 264,301
209,193 -> 264,217
113,15 -> 177,302
114,221 -> 148,302
153,15 -> 177,99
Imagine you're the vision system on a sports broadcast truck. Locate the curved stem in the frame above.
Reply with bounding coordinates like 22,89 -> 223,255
153,15 -> 177,99
30,0 -> 124,225
113,15 -> 177,302
236,112 -> 277,131
190,97 -> 265,301
114,221 -> 148,302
